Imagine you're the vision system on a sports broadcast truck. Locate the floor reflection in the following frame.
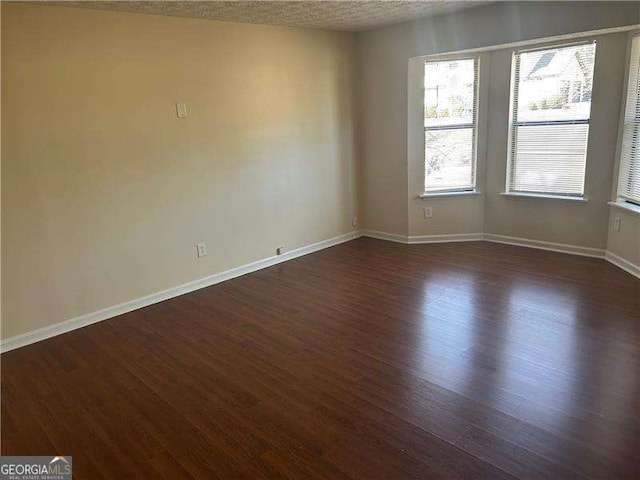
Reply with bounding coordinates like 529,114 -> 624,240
416,270 -> 482,393
415,272 -> 586,417
413,268 -> 638,446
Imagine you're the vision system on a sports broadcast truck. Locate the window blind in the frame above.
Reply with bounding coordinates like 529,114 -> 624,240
618,34 -> 640,205
424,57 -> 478,193
507,42 -> 596,197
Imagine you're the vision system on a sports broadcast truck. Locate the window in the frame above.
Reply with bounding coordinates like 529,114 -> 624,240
617,34 -> 640,206
424,57 -> 478,193
507,41 -> 596,197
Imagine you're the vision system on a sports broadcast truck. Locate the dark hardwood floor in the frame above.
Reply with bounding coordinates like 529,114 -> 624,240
2,238 -> 639,479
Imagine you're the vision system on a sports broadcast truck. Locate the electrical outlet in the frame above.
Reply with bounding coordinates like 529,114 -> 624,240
196,242 -> 207,258
276,246 -> 285,255
352,216 -> 358,227
614,216 -> 621,232
424,207 -> 433,219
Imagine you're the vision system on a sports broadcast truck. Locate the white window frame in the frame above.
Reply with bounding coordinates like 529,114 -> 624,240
505,40 -> 596,200
612,32 -> 640,215
423,56 -> 480,195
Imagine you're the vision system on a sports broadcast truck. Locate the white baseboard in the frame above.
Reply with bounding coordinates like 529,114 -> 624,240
360,229 -> 409,243
363,229 -> 638,278
482,233 -> 606,258
605,251 -> 640,279
362,230 -> 606,256
360,230 -> 483,244
408,233 -> 484,244
0,231 -> 362,354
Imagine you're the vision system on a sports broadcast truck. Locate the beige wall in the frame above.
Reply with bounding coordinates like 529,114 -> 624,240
607,210 -> 640,265
2,2 -> 639,342
1,4 -> 358,339
358,1 -> 640,237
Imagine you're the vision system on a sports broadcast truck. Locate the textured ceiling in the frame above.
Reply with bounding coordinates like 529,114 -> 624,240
53,1 -> 491,32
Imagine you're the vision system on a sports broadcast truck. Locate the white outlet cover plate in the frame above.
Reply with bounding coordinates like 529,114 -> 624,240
176,103 -> 188,118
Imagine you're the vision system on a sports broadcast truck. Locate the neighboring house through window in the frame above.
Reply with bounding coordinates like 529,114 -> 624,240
507,41 -> 596,198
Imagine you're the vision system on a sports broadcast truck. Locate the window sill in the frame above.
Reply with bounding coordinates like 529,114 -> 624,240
608,200 -> 640,217
418,190 -> 481,199
500,192 -> 588,203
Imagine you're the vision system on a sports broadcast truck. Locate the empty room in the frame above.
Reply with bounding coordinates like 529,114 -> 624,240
1,1 -> 639,479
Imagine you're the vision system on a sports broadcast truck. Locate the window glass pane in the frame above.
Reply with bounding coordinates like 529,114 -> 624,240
425,128 -> 474,192
618,35 -> 640,203
508,42 -> 595,197
620,123 -> 640,202
425,59 -> 476,127
512,124 -> 589,195
516,43 -> 595,123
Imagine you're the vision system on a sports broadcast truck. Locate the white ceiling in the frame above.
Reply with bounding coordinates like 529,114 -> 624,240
53,1 -> 492,32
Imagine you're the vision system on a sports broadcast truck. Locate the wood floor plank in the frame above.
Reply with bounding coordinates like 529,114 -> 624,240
2,238 -> 639,479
